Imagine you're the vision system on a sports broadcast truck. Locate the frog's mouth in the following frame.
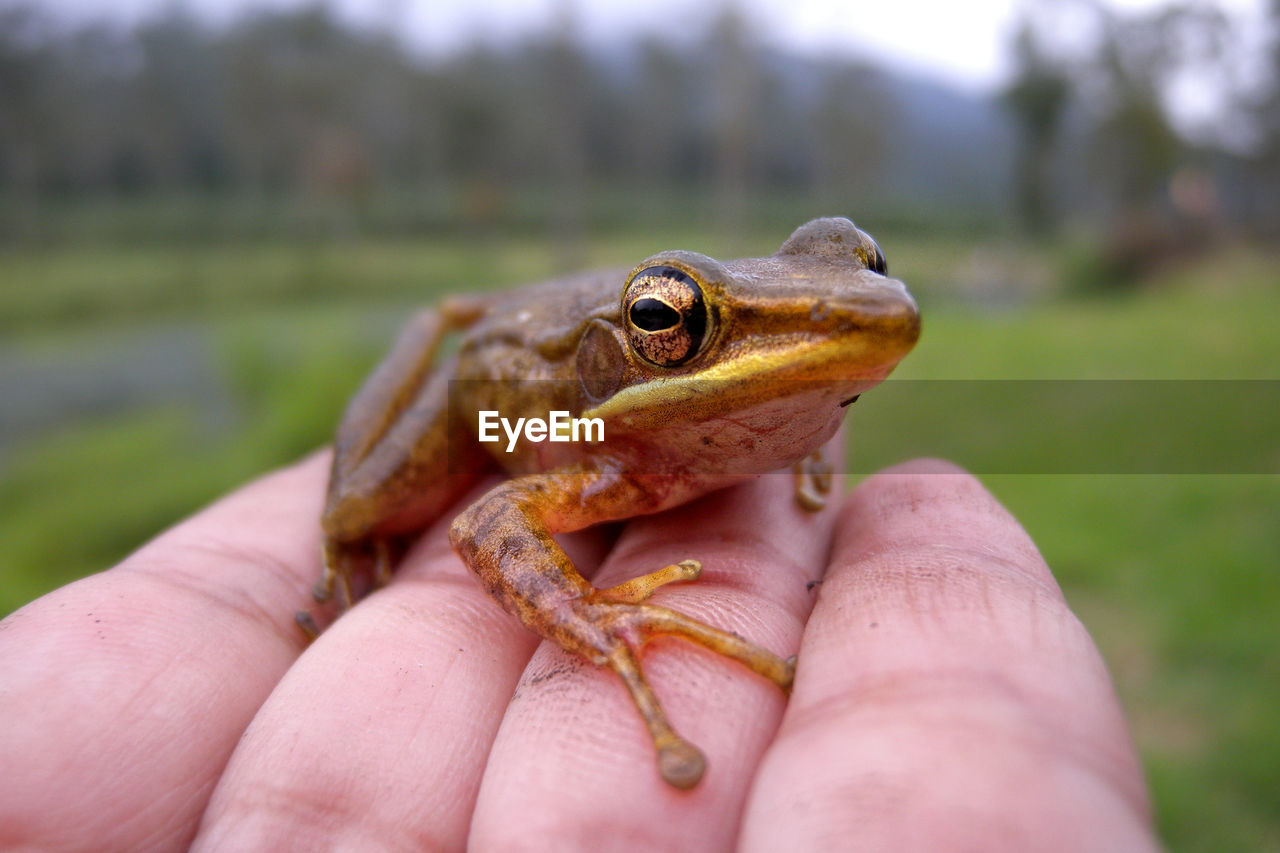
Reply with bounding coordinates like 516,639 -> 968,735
582,340 -> 906,426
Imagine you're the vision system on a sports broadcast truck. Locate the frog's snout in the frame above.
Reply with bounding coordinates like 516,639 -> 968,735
824,273 -> 921,361
875,278 -> 921,349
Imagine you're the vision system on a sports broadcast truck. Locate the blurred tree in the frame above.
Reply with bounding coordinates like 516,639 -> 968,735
1000,16 -> 1071,236
1250,0 -> 1280,232
133,8 -> 229,190
0,5 -> 53,197
811,62 -> 889,214
706,5 -> 757,231
14,0 -> 1256,241
1081,1 -> 1228,217
532,4 -> 588,258
629,37 -> 693,188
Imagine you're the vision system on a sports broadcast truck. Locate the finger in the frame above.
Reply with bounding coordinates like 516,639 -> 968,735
740,459 -> 1157,852
0,453 -> 329,852
469,436 -> 845,850
191,480 -> 614,852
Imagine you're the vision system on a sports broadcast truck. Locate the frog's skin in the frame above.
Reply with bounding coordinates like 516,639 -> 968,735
304,217 -> 920,789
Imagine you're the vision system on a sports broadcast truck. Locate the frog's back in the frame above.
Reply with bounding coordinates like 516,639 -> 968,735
456,266 -> 626,384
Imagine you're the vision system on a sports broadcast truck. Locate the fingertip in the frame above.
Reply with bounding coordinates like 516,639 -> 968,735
838,456 -> 1053,592
869,456 -> 972,477
741,462 -> 1154,852
658,740 -> 707,790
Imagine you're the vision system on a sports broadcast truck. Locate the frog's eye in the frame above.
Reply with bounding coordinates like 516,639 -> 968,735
629,298 -> 680,331
622,266 -> 708,367
866,238 -> 888,275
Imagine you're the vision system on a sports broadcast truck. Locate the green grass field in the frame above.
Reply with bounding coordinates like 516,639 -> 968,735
0,226 -> 1276,850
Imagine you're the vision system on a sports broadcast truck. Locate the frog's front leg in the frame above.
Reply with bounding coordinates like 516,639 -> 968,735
449,468 -> 795,790
794,447 -> 834,512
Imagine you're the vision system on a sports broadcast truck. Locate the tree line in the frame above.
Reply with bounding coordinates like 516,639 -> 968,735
1,1 -> 1277,239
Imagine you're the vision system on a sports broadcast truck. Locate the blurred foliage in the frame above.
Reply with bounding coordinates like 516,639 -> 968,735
0,3 -> 914,218
999,0 -> 1278,289
1,0 -> 1277,257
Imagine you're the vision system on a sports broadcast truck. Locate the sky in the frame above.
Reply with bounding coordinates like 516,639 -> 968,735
29,0 -> 1268,96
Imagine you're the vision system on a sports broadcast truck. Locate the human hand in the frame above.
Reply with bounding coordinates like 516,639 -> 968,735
0,452 -> 1157,851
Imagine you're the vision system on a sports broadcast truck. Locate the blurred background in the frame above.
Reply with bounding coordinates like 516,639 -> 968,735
0,0 -> 1276,847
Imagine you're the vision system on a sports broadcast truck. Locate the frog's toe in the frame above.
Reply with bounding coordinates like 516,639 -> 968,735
601,642 -> 707,789
657,738 -> 706,790
318,539 -> 362,609
629,602 -> 795,691
372,538 -> 394,587
311,576 -> 333,604
598,559 -> 701,604
794,448 -> 834,512
295,610 -> 321,641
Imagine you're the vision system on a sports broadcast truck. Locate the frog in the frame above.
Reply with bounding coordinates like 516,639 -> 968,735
301,217 -> 920,789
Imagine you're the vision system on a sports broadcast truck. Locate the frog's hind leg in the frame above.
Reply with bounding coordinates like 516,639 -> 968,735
451,469 -> 797,788
596,601 -> 795,789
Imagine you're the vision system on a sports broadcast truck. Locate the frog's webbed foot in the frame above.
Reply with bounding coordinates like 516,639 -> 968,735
794,448 -> 834,512
572,589 -> 796,789
295,538 -> 396,640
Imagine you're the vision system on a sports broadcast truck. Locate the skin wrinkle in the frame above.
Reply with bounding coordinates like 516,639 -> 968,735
195,501 -> 545,853
37,731 -> 212,853
124,559 -> 303,653
692,540 -> 815,604
815,546 -> 1067,637
110,772 -> 215,853
202,778 -> 443,853
652,589 -> 796,659
781,665 -> 1148,815
6,598 -> 265,852
507,668 -> 632,757
778,696 -> 1152,835
812,528 -> 1116,710
801,562 -> 1124,726
835,512 -> 1055,586
846,471 -> 1048,559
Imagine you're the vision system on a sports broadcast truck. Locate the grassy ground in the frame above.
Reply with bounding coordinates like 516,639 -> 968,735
0,226 -> 1276,850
